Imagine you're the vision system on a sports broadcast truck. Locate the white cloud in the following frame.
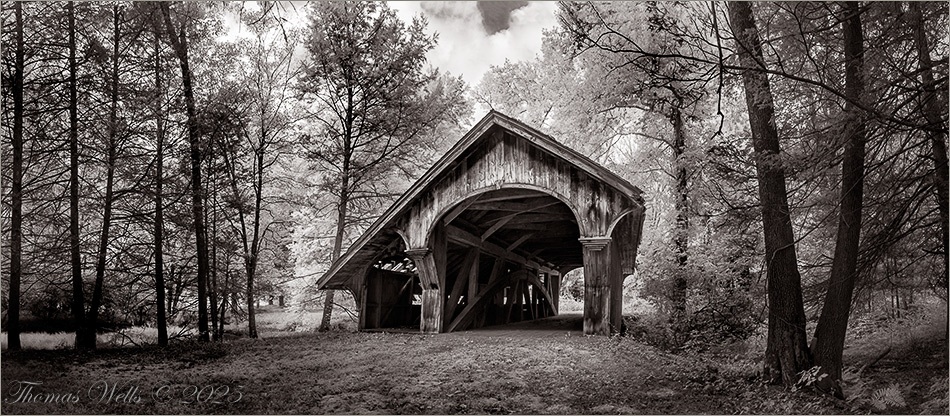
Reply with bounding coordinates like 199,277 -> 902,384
388,1 -> 558,87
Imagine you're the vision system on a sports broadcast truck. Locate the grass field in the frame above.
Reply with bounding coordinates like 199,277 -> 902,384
1,304 -> 947,414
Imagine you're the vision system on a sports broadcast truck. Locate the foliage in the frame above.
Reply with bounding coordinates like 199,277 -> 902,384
0,0 -> 470,342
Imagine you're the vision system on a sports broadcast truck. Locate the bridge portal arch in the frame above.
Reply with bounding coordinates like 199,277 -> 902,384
316,111 -> 646,335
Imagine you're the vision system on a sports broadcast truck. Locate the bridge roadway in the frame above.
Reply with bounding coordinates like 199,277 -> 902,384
448,312 -> 584,338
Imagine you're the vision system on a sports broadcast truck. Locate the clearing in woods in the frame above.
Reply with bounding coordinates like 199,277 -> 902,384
1,313 -> 946,414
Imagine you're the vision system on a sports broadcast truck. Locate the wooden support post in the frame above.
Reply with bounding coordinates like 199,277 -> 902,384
533,283 -> 540,318
609,231 -> 624,332
359,279 -> 368,330
580,237 -> 612,335
521,273 -> 556,319
468,253 -> 479,301
519,281 -> 528,321
407,222 -> 446,334
525,282 -> 535,320
505,274 -> 522,324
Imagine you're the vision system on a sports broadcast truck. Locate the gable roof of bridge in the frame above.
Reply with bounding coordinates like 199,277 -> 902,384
316,110 -> 644,290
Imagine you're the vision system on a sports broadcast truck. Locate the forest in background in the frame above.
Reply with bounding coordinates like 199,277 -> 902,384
2,0 -> 947,401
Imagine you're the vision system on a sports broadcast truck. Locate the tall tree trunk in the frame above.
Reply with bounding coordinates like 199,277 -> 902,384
161,2 -> 209,341
67,1 -> 89,350
245,227 -> 258,339
246,147 -> 266,338
320,94 -> 355,332
218,269 -> 229,340
220,142 -> 258,338
728,1 -> 812,386
320,160 -> 350,332
669,90 -> 689,333
208,156 -> 219,341
153,29 -> 168,347
907,2 -> 950,292
80,3 -> 122,350
7,1 -> 25,351
319,201 -> 345,332
810,2 -> 867,399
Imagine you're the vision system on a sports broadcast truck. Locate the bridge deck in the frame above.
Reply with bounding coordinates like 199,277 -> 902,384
450,312 -> 584,338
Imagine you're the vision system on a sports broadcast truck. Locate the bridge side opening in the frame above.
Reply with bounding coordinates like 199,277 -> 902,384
362,255 -> 422,330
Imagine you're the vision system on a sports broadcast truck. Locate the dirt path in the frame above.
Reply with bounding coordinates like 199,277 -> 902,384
2,323 -> 945,414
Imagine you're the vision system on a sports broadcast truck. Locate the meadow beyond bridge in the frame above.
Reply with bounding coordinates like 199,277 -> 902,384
316,111 -> 646,335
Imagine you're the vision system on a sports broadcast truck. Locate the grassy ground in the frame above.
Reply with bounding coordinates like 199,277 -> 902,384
1,305 -> 946,414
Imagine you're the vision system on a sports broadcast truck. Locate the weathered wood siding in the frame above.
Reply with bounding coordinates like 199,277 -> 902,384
399,128 -> 639,251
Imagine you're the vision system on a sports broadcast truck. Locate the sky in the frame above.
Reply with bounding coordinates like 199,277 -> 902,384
223,1 -> 558,88
387,1 -> 559,87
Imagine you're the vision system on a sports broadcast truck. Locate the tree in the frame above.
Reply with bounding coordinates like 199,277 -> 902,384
151,22 -> 168,347
555,1 -> 733,337
473,31 -> 633,162
67,1 -> 91,350
809,2 -> 867,398
907,1 -> 950,291
299,1 -> 467,331
727,1 -> 812,386
228,23 -> 299,339
159,1 -> 210,342
77,3 -> 124,350
6,0 -> 25,351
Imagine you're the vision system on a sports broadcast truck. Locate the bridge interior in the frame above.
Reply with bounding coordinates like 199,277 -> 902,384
363,189 -> 580,332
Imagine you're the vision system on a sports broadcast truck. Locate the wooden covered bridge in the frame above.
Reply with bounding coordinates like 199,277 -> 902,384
316,111 -> 646,335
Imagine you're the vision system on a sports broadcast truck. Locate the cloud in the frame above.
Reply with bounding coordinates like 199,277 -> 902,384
388,1 -> 558,87
476,1 -> 529,34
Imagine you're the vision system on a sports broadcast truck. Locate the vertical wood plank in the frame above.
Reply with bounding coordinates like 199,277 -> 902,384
359,277 -> 368,330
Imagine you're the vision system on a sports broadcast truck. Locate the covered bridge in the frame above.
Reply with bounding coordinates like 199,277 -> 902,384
316,111 -> 646,335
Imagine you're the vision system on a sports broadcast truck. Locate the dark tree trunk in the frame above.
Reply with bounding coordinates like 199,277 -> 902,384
810,1 -> 867,399
7,1 -> 25,351
244,238 -> 257,339
907,2 -> 950,292
208,156 -> 219,341
320,171 -> 349,332
208,182 -> 221,341
245,147 -> 266,339
161,2 -> 209,342
320,196 -> 348,331
728,1 -> 812,386
220,142 -> 258,338
80,4 -> 122,350
321,104 -> 354,332
219,270 -> 229,340
67,1 -> 90,350
153,29 -> 168,347
669,90 -> 689,332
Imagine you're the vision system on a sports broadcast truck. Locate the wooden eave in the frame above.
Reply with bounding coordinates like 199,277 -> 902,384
316,110 -> 644,290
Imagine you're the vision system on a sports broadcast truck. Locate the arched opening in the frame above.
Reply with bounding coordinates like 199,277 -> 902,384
434,188 -> 583,331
